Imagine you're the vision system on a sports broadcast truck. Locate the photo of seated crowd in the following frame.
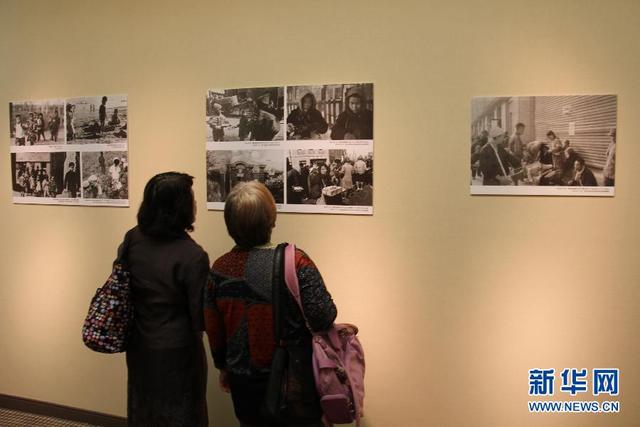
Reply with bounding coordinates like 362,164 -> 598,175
286,83 -> 373,140
286,147 -> 373,206
11,152 -> 81,198
9,100 -> 65,145
470,96 -> 617,187
206,150 -> 284,203
81,151 -> 128,200
205,87 -> 284,142
66,95 -> 128,143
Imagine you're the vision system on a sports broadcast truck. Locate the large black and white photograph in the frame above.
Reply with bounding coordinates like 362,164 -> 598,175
81,151 -> 129,202
11,152 -> 81,202
206,87 -> 284,142
286,146 -> 373,207
286,83 -> 373,140
66,95 -> 128,144
9,99 -> 65,146
206,150 -> 284,207
470,95 -> 617,196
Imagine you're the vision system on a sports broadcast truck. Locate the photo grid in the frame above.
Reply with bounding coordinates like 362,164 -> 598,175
9,95 -> 129,206
206,83 -> 374,214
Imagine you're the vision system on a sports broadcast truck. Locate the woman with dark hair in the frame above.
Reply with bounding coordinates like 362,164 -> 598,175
205,181 -> 337,427
121,172 -> 210,426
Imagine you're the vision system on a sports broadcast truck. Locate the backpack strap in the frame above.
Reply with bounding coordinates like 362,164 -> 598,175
283,244 -> 316,333
272,243 -> 287,345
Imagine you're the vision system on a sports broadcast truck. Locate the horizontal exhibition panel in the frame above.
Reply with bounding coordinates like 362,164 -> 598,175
10,142 -> 128,153
207,202 -> 372,215
470,185 -> 614,197
206,139 -> 373,150
13,196 -> 129,207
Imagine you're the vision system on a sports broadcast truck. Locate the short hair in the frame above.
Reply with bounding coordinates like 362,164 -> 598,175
515,122 -> 525,128
68,162 -> 75,168
101,96 -> 108,103
224,181 -> 276,249
137,172 -> 195,238
575,157 -> 586,166
546,130 -> 557,138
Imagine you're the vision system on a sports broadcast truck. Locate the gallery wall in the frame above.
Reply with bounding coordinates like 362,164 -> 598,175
1,0 -> 638,426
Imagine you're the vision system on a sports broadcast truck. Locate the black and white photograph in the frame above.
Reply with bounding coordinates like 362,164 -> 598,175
9,99 -> 65,145
206,150 -> 284,206
286,147 -> 373,206
470,95 -> 617,196
11,152 -> 81,201
206,87 -> 284,142
81,151 -> 129,200
286,83 -> 373,140
66,95 -> 128,144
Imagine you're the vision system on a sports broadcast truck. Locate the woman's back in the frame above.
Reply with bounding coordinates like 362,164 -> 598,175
123,226 -> 209,349
206,245 -> 337,425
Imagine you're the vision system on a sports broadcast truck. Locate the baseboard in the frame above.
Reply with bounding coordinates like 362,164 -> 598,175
0,393 -> 126,427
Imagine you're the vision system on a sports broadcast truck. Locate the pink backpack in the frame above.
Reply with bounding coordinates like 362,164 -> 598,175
284,244 -> 365,426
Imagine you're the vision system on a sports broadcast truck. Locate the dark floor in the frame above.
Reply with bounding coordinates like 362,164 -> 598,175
0,408 -> 98,427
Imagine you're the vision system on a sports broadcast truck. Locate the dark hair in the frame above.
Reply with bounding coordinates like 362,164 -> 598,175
101,96 -> 108,103
575,157 -> 586,166
137,172 -> 195,238
546,130 -> 557,138
516,122 -> 525,128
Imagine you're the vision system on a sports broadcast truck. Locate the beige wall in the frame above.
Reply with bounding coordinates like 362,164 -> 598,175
1,1 -> 639,426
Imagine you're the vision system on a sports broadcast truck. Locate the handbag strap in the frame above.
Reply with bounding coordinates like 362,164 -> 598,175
272,243 -> 287,345
116,230 -> 133,266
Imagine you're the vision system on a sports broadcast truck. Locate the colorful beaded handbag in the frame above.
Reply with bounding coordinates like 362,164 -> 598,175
82,232 -> 133,353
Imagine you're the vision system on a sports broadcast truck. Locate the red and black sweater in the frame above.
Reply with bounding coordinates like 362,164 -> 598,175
205,246 -> 337,375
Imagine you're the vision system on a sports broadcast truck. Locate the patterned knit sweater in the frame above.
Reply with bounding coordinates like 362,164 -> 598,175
205,246 -> 337,376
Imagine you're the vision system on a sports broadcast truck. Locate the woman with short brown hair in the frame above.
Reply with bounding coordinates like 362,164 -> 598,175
205,181 -> 337,427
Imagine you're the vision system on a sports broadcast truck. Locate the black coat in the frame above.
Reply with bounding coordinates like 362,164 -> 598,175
120,227 -> 210,426
287,108 -> 328,139
478,143 -> 521,185
331,108 -> 373,140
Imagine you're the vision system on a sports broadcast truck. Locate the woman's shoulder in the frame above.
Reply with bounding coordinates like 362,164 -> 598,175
211,248 -> 250,276
291,246 -> 317,270
129,227 -> 207,257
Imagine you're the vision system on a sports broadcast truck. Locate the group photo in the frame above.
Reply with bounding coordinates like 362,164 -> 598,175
286,83 -> 373,140
9,99 -> 65,145
205,87 -> 284,142
286,146 -> 373,206
206,150 -> 284,204
470,95 -> 617,193
66,95 -> 128,144
81,151 -> 129,200
11,152 -> 81,199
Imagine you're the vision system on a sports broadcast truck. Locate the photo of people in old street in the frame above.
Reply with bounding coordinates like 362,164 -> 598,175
9,100 -> 65,145
470,95 -> 616,195
286,147 -> 373,206
11,152 -> 81,199
206,87 -> 284,142
206,150 -> 284,204
286,84 -> 373,140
